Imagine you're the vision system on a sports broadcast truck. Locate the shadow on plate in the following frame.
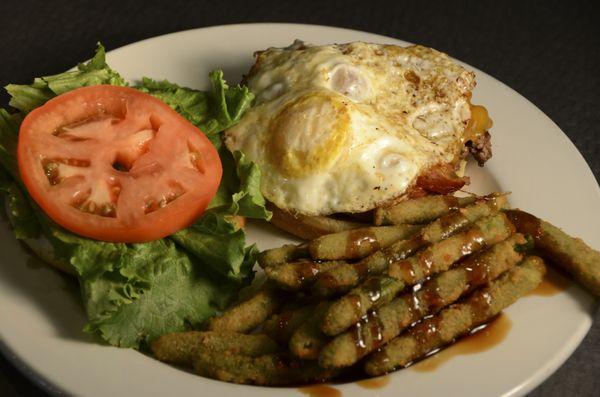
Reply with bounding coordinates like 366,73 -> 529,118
0,221 -> 93,343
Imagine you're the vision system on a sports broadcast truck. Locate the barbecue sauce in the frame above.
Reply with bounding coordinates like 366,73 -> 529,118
298,384 -> 341,397
412,314 -> 512,372
345,229 -> 379,258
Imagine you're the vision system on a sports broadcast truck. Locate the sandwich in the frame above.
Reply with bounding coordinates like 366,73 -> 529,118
225,41 -> 493,238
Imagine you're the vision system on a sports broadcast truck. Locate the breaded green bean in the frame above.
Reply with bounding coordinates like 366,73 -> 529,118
365,256 -> 546,375
388,213 -> 515,284
312,196 -> 509,296
151,331 -> 278,365
506,210 -> 600,297
193,351 -> 338,386
319,234 -> 527,368
321,276 -> 405,336
263,305 -> 315,344
374,195 -> 479,226
418,194 -> 508,243
207,283 -> 282,333
289,301 -> 331,359
257,243 -> 309,268
308,225 -> 422,261
264,259 -> 343,290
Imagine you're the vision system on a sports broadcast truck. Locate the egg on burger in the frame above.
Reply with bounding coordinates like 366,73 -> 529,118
225,41 -> 492,238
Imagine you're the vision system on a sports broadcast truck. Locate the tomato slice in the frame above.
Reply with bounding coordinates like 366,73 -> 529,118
17,85 -> 222,242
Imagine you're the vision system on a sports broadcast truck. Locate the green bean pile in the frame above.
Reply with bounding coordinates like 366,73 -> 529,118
151,193 -> 600,386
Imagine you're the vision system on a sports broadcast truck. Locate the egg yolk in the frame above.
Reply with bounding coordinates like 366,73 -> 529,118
268,92 -> 350,178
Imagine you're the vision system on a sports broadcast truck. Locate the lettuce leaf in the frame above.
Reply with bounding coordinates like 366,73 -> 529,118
5,44 -> 126,113
171,212 -> 258,282
44,222 -> 237,348
209,149 -> 271,220
0,45 -> 266,349
137,70 -> 254,148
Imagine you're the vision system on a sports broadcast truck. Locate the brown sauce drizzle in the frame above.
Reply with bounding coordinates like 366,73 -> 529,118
404,290 -> 424,320
351,311 -> 385,357
397,262 -> 418,284
386,235 -> 426,268
438,211 -> 469,239
463,254 -> 492,289
529,267 -> 570,296
298,384 -> 341,397
442,195 -> 461,211
367,311 -> 385,349
459,228 -> 486,256
412,314 -> 512,372
353,258 -> 370,280
356,375 -> 391,389
418,283 -> 444,311
294,260 -> 321,283
362,277 -> 384,302
418,250 -> 435,272
317,272 -> 338,291
345,229 -> 379,258
504,210 -> 542,239
414,315 -> 444,348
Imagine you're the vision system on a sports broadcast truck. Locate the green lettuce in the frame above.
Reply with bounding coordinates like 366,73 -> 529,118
0,44 -> 268,349
137,70 -> 254,148
5,44 -> 127,113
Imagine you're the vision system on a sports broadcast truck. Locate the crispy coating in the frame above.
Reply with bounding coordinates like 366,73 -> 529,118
308,225 -> 422,261
193,351 -> 338,386
388,213 -> 515,283
258,243 -> 309,268
264,259 -> 343,290
263,305 -> 315,344
374,195 -> 477,225
319,234 -> 526,368
151,331 -> 278,365
321,276 -> 404,336
365,256 -> 546,375
289,301 -> 331,359
312,196 -> 508,296
506,210 -> 600,297
207,283 -> 282,333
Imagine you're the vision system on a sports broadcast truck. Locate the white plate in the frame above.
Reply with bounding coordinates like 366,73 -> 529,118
0,23 -> 598,397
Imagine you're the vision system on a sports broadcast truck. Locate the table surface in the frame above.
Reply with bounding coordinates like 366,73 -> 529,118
0,0 -> 598,396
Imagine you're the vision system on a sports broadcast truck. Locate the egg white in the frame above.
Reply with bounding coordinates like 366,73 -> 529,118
225,42 -> 475,215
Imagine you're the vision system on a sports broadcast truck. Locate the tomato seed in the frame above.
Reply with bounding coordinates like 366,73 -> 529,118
101,203 -> 116,217
42,161 -> 60,185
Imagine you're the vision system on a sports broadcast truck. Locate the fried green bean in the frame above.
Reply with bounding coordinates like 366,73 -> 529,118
364,256 -> 546,375
264,259 -> 343,290
312,196 -> 509,297
321,276 -> 405,336
207,283 -> 282,333
308,225 -> 422,261
257,243 -> 309,268
374,195 -> 479,226
193,351 -> 338,386
388,213 -> 515,284
506,210 -> 600,297
319,234 -> 527,368
151,331 -> 278,365
263,305 -> 316,344
289,301 -> 331,359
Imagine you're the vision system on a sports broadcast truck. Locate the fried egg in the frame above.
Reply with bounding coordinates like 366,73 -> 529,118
225,41 -> 479,216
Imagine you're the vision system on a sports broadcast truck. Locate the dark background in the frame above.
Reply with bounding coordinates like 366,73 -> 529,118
0,0 -> 598,396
